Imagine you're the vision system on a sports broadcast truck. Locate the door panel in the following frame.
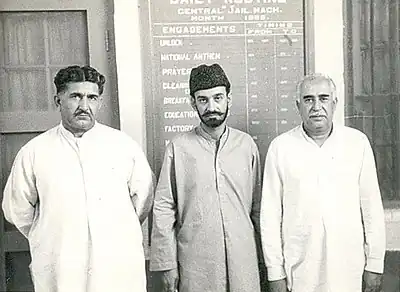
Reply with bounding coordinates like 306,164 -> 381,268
6,252 -> 32,291
3,13 -> 46,66
47,12 -> 88,65
0,2 -> 110,289
0,131 -> 41,291
2,69 -> 47,112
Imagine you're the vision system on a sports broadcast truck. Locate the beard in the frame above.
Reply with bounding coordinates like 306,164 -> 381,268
198,105 -> 229,128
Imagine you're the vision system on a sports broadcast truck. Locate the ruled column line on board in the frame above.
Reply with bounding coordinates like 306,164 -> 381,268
273,34 -> 278,134
244,22 -> 250,133
154,21 -> 304,25
153,33 -> 303,38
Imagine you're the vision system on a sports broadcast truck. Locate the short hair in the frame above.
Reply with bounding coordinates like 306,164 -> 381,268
54,65 -> 106,95
189,63 -> 231,97
296,73 -> 336,101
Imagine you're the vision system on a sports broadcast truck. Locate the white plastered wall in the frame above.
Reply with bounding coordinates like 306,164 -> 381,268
114,0 -> 147,150
313,0 -> 345,126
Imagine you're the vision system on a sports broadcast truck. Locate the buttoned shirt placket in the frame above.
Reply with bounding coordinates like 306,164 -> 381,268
300,126 -> 338,288
60,126 -> 92,282
197,126 -> 231,291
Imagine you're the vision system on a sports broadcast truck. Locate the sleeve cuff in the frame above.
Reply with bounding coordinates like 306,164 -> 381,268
365,257 -> 384,274
149,260 -> 177,272
267,265 -> 287,281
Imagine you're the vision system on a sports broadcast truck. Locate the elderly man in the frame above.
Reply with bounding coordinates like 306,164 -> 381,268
260,73 -> 386,292
2,65 -> 154,292
150,63 -> 265,292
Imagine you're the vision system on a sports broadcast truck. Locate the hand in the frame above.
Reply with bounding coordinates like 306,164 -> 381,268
363,270 -> 383,292
268,278 -> 289,292
160,268 -> 179,292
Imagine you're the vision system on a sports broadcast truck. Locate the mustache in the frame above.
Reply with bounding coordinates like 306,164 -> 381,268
74,109 -> 92,116
309,115 -> 326,118
203,111 -> 223,117
309,111 -> 326,117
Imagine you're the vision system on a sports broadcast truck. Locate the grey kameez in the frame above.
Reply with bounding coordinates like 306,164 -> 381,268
150,126 -> 263,292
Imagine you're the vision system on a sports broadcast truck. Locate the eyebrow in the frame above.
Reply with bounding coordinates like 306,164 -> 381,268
196,93 -> 224,99
302,93 -> 330,99
69,92 -> 99,97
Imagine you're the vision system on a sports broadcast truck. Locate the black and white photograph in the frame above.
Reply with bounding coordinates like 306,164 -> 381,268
0,0 -> 398,291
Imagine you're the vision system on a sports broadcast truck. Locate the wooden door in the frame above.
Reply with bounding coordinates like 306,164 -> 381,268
348,0 -> 400,204
0,0 -> 113,290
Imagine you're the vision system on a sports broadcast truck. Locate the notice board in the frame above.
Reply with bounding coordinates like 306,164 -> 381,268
142,0 -> 313,174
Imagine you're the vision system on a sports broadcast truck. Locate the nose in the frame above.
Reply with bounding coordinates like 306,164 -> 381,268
78,96 -> 89,111
312,99 -> 322,111
207,99 -> 217,112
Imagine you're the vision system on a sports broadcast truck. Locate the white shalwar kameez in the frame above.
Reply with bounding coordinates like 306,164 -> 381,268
2,123 -> 154,292
260,125 -> 386,292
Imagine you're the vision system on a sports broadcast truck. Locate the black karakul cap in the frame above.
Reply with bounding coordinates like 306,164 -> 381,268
189,63 -> 231,96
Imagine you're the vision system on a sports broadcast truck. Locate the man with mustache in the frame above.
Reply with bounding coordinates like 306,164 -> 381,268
260,74 -> 386,292
2,65 -> 154,292
150,63 -> 266,292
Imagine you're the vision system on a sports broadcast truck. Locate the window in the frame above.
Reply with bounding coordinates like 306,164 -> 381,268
0,11 -> 89,113
347,0 -> 400,207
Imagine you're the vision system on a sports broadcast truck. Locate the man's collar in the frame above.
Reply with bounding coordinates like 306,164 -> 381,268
196,124 -> 229,143
300,123 -> 336,145
59,121 -> 98,141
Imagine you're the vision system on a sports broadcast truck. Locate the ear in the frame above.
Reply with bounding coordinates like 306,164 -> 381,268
190,96 -> 197,111
296,99 -> 300,112
332,97 -> 338,111
54,95 -> 61,108
98,96 -> 104,110
227,92 -> 232,108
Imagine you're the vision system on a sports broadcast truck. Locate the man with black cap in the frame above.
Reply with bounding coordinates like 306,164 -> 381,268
150,63 -> 265,292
